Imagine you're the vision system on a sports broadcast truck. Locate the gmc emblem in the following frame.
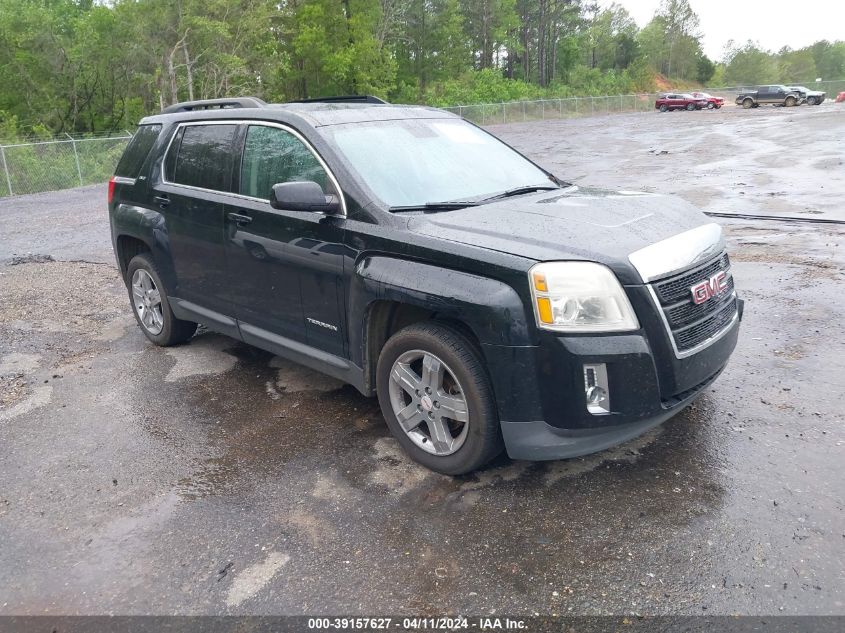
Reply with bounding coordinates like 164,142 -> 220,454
690,271 -> 728,305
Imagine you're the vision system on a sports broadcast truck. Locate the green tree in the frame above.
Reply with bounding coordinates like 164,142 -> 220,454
696,55 -> 715,83
460,0 -> 518,69
809,40 -> 845,79
724,41 -> 778,85
778,47 -> 817,83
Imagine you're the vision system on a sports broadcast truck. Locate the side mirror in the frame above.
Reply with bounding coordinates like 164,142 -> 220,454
270,181 -> 340,214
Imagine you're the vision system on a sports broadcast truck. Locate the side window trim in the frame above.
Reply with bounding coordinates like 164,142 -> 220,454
164,122 -> 236,192
161,119 -> 347,217
237,121 -> 347,216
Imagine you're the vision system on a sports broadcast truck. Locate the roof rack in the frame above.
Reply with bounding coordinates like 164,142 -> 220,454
292,95 -> 388,105
161,97 -> 267,114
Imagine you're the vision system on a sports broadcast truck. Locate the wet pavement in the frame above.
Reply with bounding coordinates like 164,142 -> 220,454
0,106 -> 843,616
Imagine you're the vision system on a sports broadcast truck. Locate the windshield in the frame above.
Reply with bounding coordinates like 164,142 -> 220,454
318,118 -> 556,208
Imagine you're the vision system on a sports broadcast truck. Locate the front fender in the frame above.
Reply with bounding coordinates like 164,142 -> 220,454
348,255 -> 542,415
349,255 -> 533,348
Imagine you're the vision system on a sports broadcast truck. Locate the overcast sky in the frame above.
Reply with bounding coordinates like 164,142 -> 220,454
604,0 -> 845,63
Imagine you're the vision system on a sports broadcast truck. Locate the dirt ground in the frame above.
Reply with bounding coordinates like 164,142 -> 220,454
0,104 -> 843,616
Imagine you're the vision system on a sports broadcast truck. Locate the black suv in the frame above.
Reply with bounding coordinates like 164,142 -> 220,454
108,96 -> 742,474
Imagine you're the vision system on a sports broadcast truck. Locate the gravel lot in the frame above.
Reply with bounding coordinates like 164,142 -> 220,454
0,104 -> 843,616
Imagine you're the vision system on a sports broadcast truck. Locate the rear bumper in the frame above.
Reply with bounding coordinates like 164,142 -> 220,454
484,298 -> 743,462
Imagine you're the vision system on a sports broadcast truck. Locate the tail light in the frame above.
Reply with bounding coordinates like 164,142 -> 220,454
108,177 -> 116,204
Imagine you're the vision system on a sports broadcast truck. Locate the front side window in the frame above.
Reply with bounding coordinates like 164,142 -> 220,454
172,124 -> 237,191
318,118 -> 554,208
240,125 -> 329,200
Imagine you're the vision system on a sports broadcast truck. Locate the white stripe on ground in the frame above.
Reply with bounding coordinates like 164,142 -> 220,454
225,551 -> 290,607
0,385 -> 52,423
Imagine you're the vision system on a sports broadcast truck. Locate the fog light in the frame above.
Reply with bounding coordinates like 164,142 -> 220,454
584,363 -> 611,415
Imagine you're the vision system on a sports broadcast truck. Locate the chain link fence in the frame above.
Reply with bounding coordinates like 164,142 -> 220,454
445,93 -> 663,124
444,79 -> 845,125
0,133 -> 131,198
2,79 -> 843,198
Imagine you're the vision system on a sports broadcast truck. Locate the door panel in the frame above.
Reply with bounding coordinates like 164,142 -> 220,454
155,123 -> 237,320
225,123 -> 347,357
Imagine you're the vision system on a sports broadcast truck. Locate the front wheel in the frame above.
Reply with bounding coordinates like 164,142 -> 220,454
807,96 -> 817,105
686,103 -> 695,111
707,102 -> 715,110
659,104 -> 668,112
126,253 -> 197,346
742,98 -> 753,109
785,96 -> 797,107
376,322 -> 503,475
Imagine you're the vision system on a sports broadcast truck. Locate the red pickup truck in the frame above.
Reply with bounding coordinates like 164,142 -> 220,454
655,93 -> 710,112
691,92 -> 724,109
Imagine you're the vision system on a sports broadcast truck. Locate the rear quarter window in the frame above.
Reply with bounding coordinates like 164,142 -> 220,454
114,124 -> 162,178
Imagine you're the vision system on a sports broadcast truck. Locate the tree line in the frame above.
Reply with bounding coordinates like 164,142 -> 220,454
0,0 -> 843,138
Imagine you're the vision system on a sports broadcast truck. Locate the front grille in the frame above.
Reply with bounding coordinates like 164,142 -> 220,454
650,251 -> 738,355
654,253 -> 730,303
673,297 -> 737,350
666,276 -> 735,327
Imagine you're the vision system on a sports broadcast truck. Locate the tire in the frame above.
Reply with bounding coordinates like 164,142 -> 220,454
742,98 -> 753,109
707,102 -> 715,109
659,104 -> 668,112
126,253 -> 197,346
806,97 -> 817,106
785,96 -> 797,107
376,322 -> 504,475
686,103 -> 695,111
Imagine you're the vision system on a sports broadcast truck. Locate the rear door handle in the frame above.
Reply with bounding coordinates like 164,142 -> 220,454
153,195 -> 170,208
227,212 -> 253,226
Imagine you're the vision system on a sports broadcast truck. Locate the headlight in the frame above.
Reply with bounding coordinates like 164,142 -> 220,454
528,262 -> 639,332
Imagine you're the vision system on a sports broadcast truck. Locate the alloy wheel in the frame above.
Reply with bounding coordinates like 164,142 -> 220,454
388,349 -> 469,456
131,269 -> 164,335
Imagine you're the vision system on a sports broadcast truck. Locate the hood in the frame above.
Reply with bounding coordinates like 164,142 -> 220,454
407,186 -> 712,285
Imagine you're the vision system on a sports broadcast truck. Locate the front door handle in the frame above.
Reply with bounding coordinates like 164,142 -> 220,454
153,195 -> 170,208
227,212 -> 253,226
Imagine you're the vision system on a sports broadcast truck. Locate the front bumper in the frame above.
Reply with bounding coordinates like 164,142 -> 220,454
500,364 -> 724,461
484,298 -> 743,462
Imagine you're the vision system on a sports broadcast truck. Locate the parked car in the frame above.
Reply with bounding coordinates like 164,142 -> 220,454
690,92 -> 724,109
836,92 -> 845,103
655,93 -> 710,112
787,85 -> 826,105
735,85 -> 801,108
109,96 -> 743,475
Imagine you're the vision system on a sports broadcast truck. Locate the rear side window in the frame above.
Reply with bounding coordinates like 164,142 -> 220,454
115,124 -> 162,178
171,124 -> 237,191
240,125 -> 329,200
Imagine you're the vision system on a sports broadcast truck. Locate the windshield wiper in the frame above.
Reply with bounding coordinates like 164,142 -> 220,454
389,201 -> 478,212
481,184 -> 561,202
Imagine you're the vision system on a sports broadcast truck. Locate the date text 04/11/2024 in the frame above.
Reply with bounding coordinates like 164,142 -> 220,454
307,617 -> 528,630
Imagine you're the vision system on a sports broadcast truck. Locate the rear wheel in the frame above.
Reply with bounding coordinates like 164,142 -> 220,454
707,102 -> 715,109
807,96 -> 817,105
376,322 -> 503,475
742,98 -> 754,109
659,104 -> 668,112
126,253 -> 197,346
785,96 -> 797,107
686,103 -> 695,111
